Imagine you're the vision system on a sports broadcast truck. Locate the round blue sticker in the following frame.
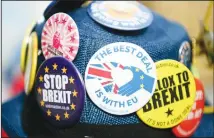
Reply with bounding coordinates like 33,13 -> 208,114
35,57 -> 85,127
88,1 -> 153,31
179,41 -> 191,66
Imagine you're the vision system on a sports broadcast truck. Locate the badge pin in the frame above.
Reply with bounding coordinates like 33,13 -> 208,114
137,59 -> 196,128
179,41 -> 191,66
24,32 -> 38,94
41,12 -> 79,61
88,1 -> 153,31
35,57 -> 85,127
84,42 -> 156,115
172,78 -> 205,137
20,21 -> 36,74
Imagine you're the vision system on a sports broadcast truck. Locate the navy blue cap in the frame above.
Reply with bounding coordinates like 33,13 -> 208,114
5,1 -> 194,137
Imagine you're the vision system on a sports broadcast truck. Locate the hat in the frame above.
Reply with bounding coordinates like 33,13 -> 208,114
2,1 -> 194,138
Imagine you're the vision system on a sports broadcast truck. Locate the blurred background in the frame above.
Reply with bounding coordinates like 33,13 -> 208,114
2,1 -> 213,106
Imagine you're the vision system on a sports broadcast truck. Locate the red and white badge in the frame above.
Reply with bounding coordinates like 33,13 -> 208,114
172,78 -> 205,137
41,12 -> 79,61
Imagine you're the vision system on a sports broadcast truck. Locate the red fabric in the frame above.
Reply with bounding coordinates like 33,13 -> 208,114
2,128 -> 9,137
10,74 -> 24,95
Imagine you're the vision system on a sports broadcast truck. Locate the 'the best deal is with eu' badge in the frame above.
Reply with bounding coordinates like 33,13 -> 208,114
88,1 -> 153,31
85,42 -> 157,115
35,57 -> 85,127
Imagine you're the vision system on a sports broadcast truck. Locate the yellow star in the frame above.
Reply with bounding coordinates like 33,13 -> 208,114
55,114 -> 60,121
72,90 -> 78,97
44,66 -> 49,73
47,109 -> 51,116
135,68 -> 139,72
69,76 -> 75,84
140,84 -> 144,88
70,103 -> 76,110
37,87 -> 42,94
64,111 -> 69,119
61,67 -> 67,74
140,75 -> 144,80
39,75 -> 43,82
40,100 -> 45,106
52,63 -> 58,70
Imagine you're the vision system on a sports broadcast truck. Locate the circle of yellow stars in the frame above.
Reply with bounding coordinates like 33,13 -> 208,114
37,63 -> 79,121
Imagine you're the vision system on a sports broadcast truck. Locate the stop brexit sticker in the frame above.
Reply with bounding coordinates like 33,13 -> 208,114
172,78 -> 205,137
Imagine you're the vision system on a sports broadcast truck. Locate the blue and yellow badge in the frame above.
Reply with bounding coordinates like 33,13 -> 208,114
137,60 -> 196,128
88,1 -> 153,31
85,42 -> 157,115
35,57 -> 85,127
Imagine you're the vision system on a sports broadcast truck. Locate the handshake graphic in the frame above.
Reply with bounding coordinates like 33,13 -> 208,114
87,62 -> 155,96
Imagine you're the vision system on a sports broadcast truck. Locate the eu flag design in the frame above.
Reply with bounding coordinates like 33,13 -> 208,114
87,62 -> 155,96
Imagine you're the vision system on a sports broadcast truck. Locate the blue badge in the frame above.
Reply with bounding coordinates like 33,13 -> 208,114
35,57 -> 85,127
179,41 -> 191,66
88,1 -> 153,31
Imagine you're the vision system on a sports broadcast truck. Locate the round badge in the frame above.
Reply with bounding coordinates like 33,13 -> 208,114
41,12 -> 79,61
85,42 -> 157,115
179,41 -> 191,66
88,1 -> 153,31
20,21 -> 36,74
137,59 -> 196,128
35,57 -> 85,127
172,78 -> 204,137
24,32 -> 38,94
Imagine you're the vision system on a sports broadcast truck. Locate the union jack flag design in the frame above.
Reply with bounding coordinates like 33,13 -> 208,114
86,62 -> 125,94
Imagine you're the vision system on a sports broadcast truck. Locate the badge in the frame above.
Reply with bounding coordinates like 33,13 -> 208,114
137,59 -> 196,128
41,12 -> 79,61
20,21 -> 36,73
179,41 -> 191,66
85,42 -> 156,115
172,78 -> 204,137
88,1 -> 153,30
24,32 -> 38,94
35,57 -> 85,127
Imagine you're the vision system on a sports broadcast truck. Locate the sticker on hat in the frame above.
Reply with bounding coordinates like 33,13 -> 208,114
172,78 -> 204,137
88,1 -> 153,31
137,59 -> 196,128
24,32 -> 38,94
41,12 -> 79,61
35,57 -> 85,127
179,41 -> 191,66
85,42 -> 157,115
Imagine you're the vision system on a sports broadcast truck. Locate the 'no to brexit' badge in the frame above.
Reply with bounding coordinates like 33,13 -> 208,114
88,1 -> 153,31
35,57 -> 85,127
172,78 -> 205,137
85,42 -> 157,115
137,60 -> 196,128
41,13 -> 79,61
